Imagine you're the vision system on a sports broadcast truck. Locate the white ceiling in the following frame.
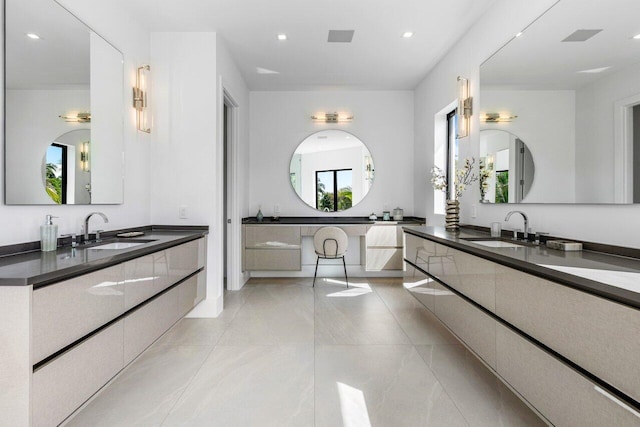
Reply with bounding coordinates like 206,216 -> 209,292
109,0 -> 498,90
481,0 -> 640,90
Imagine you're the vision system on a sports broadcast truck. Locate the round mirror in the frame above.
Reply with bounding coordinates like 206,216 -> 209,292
42,129 -> 91,205
479,129 -> 535,203
289,130 -> 374,212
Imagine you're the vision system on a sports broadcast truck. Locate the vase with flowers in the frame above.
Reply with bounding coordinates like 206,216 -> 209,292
479,158 -> 492,203
431,157 -> 478,232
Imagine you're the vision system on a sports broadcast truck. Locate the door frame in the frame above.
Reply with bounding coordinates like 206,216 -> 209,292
614,92 -> 640,203
220,81 -> 242,291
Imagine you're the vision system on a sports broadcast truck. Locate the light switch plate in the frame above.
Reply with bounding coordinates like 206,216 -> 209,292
179,205 -> 188,219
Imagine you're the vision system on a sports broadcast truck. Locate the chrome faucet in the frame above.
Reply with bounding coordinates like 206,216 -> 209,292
504,210 -> 529,240
84,212 -> 109,243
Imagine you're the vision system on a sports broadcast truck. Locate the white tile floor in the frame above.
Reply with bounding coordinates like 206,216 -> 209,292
65,278 -> 546,426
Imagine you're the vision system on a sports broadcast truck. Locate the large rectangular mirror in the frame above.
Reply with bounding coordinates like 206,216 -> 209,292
4,0 -> 124,205
479,0 -> 640,204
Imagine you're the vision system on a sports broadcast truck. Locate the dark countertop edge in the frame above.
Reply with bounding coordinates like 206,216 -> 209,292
403,226 -> 640,311
0,225 -> 209,259
241,216 -> 426,225
462,224 -> 640,261
0,227 -> 208,288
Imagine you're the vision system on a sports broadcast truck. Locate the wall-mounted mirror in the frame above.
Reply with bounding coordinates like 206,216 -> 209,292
289,130 -> 374,212
479,130 -> 535,204
5,0 -> 124,205
480,0 -> 640,203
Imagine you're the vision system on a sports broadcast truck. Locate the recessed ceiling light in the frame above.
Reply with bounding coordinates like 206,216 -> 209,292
26,33 -> 40,40
577,66 -> 611,74
515,32 -> 523,38
402,32 -> 414,38
277,34 -> 287,41
633,33 -> 640,39
256,67 -> 280,75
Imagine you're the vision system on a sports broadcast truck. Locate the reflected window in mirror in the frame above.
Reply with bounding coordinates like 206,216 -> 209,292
290,130 -> 373,212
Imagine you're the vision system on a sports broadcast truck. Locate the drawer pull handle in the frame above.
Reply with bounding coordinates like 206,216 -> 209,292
594,386 -> 640,419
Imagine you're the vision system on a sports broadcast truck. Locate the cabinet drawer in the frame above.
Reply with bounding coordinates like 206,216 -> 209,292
32,264 -> 125,364
178,272 -> 205,317
403,234 -> 495,312
245,225 -> 301,248
301,225 -> 366,237
123,285 -> 181,365
433,282 -> 496,368
366,248 -> 402,270
496,323 -> 639,426
366,226 -> 402,247
32,321 -> 124,427
244,248 -> 301,271
403,261 -> 436,311
124,254 -> 156,310
495,265 -> 640,402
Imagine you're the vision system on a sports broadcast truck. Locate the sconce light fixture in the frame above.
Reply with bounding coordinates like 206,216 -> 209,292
133,65 -> 151,133
365,155 -> 374,182
481,112 -> 518,123
59,112 -> 91,123
80,141 -> 90,172
456,76 -> 472,138
311,112 -> 354,123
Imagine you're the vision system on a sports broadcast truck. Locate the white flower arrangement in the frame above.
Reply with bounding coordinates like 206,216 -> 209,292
479,158 -> 492,200
431,157 -> 479,200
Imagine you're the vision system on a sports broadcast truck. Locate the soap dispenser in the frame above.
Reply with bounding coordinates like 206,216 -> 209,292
40,215 -> 59,252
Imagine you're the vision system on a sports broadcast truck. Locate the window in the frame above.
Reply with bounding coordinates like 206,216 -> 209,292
316,169 -> 353,211
45,143 -> 67,204
445,110 -> 458,200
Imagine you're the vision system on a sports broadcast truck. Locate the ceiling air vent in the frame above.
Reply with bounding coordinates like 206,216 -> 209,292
562,29 -> 602,42
328,30 -> 355,43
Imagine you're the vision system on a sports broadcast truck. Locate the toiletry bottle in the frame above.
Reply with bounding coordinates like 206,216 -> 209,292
256,206 -> 264,222
41,215 -> 59,252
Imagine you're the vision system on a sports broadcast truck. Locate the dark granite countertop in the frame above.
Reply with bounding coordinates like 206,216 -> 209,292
403,226 -> 640,310
0,226 -> 208,288
242,216 -> 425,225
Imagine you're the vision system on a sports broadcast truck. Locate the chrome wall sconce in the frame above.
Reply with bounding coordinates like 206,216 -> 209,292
457,76 -> 472,138
311,112 -> 354,123
59,112 -> 91,123
481,112 -> 518,123
80,141 -> 90,172
365,155 -> 374,182
133,65 -> 151,133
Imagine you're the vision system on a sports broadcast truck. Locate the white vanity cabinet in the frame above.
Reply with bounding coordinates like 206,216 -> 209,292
32,264 -> 125,365
243,221 -> 423,273
365,225 -> 403,271
25,236 -> 207,427
243,225 -> 301,271
403,230 -> 640,426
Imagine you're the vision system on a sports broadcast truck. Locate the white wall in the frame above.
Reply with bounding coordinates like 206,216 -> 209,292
575,61 -> 640,203
415,0 -> 640,249
0,1 -> 151,246
250,91 -> 414,218
480,89 -> 576,203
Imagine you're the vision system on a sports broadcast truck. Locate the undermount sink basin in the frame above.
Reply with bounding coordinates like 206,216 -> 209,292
461,237 -> 528,248
88,239 -> 156,250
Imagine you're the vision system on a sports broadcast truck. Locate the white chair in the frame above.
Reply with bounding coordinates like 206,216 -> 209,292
313,227 -> 349,287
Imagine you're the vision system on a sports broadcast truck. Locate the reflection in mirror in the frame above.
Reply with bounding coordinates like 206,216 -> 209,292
480,0 -> 640,203
290,130 -> 374,212
5,0 -> 124,205
44,130 -> 92,204
479,130 -> 535,204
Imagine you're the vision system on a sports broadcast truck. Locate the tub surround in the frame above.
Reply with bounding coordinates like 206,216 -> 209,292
404,226 -> 640,309
0,226 -> 208,288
